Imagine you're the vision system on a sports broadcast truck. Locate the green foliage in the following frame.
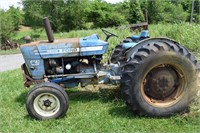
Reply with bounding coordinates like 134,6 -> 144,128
6,7 -> 24,30
128,0 -> 144,23
22,0 -> 43,28
23,0 -> 91,32
61,0 -> 89,31
0,49 -> 20,55
0,7 -> 23,43
191,0 -> 200,22
146,0 -> 186,23
84,0 -> 128,28
146,0 -> 165,23
23,0 -> 63,30
0,10 -> 15,43
146,0 -> 197,24
162,2 -> 188,23
21,0 -> 200,32
149,23 -> 200,52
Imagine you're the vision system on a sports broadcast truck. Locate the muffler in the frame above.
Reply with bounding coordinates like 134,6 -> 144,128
43,17 -> 54,42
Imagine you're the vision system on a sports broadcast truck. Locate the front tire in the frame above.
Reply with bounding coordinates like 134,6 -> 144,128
121,40 -> 199,116
26,82 -> 69,120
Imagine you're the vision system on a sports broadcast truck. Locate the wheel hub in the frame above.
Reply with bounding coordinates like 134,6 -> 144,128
34,93 -> 60,116
43,99 -> 52,107
144,66 -> 179,100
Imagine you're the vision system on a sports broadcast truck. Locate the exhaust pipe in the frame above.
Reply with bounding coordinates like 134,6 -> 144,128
43,17 -> 54,42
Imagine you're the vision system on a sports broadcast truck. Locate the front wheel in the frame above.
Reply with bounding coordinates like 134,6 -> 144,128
26,82 -> 69,120
121,40 -> 199,116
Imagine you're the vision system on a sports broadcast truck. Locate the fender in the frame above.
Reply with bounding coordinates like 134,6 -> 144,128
125,37 -> 181,61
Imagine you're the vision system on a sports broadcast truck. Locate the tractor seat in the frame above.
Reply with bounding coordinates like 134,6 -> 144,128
130,30 -> 149,40
123,30 -> 149,43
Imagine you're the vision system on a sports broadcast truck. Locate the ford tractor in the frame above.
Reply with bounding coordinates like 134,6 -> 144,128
20,17 -> 199,120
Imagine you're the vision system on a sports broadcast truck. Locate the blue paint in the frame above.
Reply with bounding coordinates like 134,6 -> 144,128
37,43 -> 79,59
140,30 -> 149,37
122,30 -> 149,50
20,45 -> 45,79
81,34 -> 99,40
80,34 -> 108,56
122,42 -> 137,50
34,34 -> 108,58
130,30 -> 149,39
50,76 -> 74,83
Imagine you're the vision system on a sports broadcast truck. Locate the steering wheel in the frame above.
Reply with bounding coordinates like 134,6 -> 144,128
101,28 -> 118,41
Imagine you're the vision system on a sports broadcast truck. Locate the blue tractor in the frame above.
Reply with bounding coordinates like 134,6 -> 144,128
20,18 -> 199,120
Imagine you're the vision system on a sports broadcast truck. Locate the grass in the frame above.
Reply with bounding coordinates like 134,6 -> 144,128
0,48 -> 20,55
149,23 -> 200,52
0,69 -> 199,133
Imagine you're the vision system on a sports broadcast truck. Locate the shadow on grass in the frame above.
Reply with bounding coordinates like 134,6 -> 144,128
16,91 -> 27,105
67,87 -> 121,103
67,90 -> 100,102
67,88 -> 141,119
15,87 -> 120,104
108,106 -> 138,118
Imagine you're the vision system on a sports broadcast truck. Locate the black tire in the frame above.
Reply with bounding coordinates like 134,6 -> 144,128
26,82 -> 69,120
111,45 -> 126,64
121,40 -> 199,117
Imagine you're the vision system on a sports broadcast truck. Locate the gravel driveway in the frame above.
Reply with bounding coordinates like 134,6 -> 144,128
0,54 -> 24,72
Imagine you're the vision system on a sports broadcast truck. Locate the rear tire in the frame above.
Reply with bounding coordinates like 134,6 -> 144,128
121,40 -> 199,116
26,82 -> 69,120
111,45 -> 126,64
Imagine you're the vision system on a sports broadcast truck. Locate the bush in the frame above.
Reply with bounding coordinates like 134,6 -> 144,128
0,10 -> 15,44
162,3 -> 188,23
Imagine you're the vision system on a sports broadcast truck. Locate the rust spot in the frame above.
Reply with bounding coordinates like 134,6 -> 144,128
21,64 -> 44,87
21,38 -> 80,47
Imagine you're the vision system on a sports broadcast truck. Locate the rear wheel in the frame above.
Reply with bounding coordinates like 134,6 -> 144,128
111,45 -> 126,64
121,40 -> 199,116
26,82 -> 69,120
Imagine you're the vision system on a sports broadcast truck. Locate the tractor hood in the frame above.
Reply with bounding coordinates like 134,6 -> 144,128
20,34 -> 108,59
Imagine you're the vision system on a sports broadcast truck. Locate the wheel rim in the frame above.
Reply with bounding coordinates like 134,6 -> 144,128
33,93 -> 60,117
141,64 -> 186,108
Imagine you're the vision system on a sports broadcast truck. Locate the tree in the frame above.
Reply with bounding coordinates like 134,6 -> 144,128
147,0 -> 165,23
7,6 -> 23,30
0,10 -> 15,45
61,0 -> 90,31
147,0 -> 188,23
22,0 -> 44,28
87,0 -> 128,28
22,0 -> 89,32
128,0 -> 144,23
162,2 -> 187,23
